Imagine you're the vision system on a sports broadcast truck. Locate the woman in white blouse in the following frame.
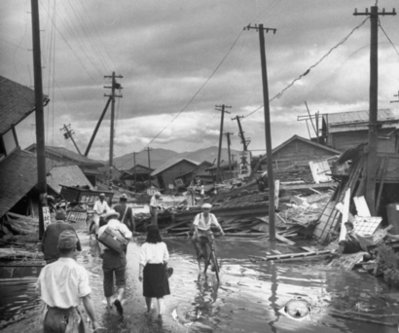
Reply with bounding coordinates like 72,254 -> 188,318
139,225 -> 170,320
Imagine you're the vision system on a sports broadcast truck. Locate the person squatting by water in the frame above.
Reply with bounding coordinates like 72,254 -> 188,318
37,230 -> 100,332
139,225 -> 171,321
113,193 -> 135,232
41,209 -> 82,264
192,203 -> 224,271
149,192 -> 163,225
97,209 -> 132,317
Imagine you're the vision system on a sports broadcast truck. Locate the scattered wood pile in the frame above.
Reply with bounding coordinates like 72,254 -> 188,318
135,180 -> 334,245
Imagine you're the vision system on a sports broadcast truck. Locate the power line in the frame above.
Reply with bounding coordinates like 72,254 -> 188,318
379,21 -> 399,58
245,17 -> 370,118
146,29 -> 244,147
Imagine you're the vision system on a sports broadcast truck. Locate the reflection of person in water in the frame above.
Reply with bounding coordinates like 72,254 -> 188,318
192,275 -> 219,319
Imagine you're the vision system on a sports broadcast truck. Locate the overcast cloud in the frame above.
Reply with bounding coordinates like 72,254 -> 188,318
1,0 -> 398,160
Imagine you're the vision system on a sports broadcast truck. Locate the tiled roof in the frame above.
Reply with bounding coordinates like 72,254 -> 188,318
151,157 -> 200,176
0,76 -> 49,135
47,165 -> 93,194
0,149 -> 38,217
26,144 -> 104,167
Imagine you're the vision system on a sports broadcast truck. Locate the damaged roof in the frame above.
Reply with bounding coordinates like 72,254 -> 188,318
26,144 -> 104,167
0,149 -> 38,217
0,76 -> 49,135
47,165 -> 93,194
323,109 -> 399,133
151,157 -> 200,176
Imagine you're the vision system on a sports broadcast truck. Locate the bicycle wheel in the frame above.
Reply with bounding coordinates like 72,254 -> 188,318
210,249 -> 220,282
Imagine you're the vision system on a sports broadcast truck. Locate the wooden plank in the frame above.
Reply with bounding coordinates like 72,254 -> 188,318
276,233 -> 296,246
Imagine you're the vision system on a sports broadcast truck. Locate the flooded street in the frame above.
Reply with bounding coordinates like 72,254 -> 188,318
1,231 -> 399,333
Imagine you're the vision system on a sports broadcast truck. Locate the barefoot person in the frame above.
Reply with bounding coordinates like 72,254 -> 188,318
37,230 -> 100,332
139,225 -> 171,320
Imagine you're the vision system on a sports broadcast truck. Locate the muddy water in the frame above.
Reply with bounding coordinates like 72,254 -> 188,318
1,234 -> 399,333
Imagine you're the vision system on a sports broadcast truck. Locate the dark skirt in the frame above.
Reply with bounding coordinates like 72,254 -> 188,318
143,263 -> 170,298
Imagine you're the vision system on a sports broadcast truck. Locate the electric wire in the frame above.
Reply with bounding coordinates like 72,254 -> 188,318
145,29 -> 244,147
379,21 -> 399,59
244,16 -> 370,118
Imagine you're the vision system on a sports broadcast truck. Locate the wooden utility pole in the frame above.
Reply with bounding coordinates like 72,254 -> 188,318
232,115 -> 250,151
133,152 -> 137,185
245,23 -> 277,242
215,104 -> 231,181
146,147 -> 152,187
354,6 -> 396,214
61,124 -> 82,155
104,72 -> 123,183
225,132 -> 233,171
31,0 -> 47,239
84,96 -> 112,156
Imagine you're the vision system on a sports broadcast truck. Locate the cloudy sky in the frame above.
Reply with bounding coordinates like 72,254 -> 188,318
1,0 -> 399,160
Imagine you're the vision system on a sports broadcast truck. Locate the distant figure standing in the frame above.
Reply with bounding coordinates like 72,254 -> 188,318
41,210 -> 81,264
139,225 -> 171,320
37,230 -> 100,332
113,193 -> 135,232
97,210 -> 132,317
93,193 -> 111,230
149,192 -> 162,226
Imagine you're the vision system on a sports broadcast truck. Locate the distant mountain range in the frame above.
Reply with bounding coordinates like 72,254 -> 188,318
113,146 -> 241,171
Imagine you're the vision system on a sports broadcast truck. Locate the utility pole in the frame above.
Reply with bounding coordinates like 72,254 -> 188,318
104,72 -> 123,184
354,6 -> 396,214
215,104 -> 231,181
133,152 -> 137,186
61,124 -> 82,155
31,0 -> 47,239
232,115 -> 250,151
225,132 -> 233,171
146,147 -> 152,187
390,90 -> 399,103
245,23 -> 277,242
84,96 -> 112,156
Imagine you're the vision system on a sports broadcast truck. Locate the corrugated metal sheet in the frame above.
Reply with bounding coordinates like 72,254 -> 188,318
47,165 -> 93,194
0,149 -> 38,217
0,76 -> 48,135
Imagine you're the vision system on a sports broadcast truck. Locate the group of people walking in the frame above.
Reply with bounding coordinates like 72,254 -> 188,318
37,192 -> 223,332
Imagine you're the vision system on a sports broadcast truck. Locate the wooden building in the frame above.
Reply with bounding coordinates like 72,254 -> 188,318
26,144 -> 103,185
0,76 -> 48,218
256,135 -> 340,183
151,157 -> 199,190
321,109 -> 399,152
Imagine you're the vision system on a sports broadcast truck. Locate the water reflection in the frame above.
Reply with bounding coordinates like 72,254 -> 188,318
268,262 -> 280,333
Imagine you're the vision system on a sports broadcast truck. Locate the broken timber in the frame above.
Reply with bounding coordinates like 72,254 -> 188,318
249,249 -> 333,262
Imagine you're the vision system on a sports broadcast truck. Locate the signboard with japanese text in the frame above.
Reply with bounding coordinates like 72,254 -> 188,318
43,206 -> 52,230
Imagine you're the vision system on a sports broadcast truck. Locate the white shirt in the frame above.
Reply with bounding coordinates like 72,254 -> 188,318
97,219 -> 132,252
93,199 -> 110,215
193,212 -> 221,231
139,242 -> 169,265
150,195 -> 162,208
37,257 -> 91,308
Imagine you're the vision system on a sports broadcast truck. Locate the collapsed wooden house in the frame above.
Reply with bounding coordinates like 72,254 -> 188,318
314,144 -> 399,243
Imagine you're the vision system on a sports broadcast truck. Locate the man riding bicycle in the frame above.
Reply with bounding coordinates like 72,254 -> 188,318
192,203 -> 225,271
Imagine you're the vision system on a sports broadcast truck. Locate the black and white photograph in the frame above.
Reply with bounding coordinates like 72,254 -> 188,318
1,0 -> 399,332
